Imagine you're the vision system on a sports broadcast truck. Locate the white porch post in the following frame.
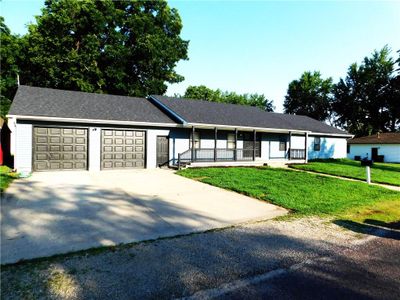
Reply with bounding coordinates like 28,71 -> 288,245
191,126 -> 195,161
253,130 -> 256,161
288,131 -> 292,160
234,128 -> 238,161
214,127 -> 217,162
304,132 -> 308,162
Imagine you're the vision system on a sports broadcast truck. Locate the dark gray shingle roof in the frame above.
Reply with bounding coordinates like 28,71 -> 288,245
9,86 -> 176,124
151,95 -> 348,134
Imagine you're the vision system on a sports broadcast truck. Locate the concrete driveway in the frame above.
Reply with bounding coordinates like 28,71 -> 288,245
1,169 -> 286,264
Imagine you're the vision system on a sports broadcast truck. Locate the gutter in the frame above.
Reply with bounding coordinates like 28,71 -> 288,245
6,114 -> 182,128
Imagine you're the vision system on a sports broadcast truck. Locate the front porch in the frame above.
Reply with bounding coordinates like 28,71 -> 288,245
174,127 -> 308,169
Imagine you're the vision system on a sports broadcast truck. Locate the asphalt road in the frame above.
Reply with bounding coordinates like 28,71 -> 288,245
2,218 -> 399,300
203,237 -> 400,300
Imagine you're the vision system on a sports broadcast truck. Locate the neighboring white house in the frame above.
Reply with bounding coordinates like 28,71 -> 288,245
7,85 -> 352,173
347,132 -> 400,163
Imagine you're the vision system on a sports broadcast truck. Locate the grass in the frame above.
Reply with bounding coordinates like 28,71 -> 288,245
340,199 -> 400,229
290,159 -> 400,186
177,167 -> 400,219
0,166 -> 19,193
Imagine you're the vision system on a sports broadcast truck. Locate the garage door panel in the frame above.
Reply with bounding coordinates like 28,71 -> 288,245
50,136 -> 61,143
63,128 -> 73,135
36,128 -> 48,135
50,145 -> 61,152
61,162 -> 73,169
75,162 -> 86,169
104,138 -> 113,145
75,129 -> 86,135
37,136 -> 48,143
35,162 -> 48,170
50,153 -> 61,160
36,145 -> 48,152
49,128 -> 61,135
36,153 -> 47,160
115,153 -> 123,160
101,129 -> 145,169
75,153 -> 85,160
75,145 -> 85,152
50,162 -> 62,169
75,137 -> 86,144
33,126 -> 88,171
63,137 -> 73,143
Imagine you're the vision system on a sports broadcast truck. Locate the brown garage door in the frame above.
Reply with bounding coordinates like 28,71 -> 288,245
33,127 -> 88,171
101,129 -> 145,169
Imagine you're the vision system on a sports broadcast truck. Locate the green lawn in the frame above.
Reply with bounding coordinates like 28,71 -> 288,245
0,166 -> 18,193
290,159 -> 400,186
177,167 -> 400,220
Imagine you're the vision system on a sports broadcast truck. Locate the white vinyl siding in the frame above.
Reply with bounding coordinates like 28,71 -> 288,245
15,123 -> 33,173
307,136 -> 347,159
348,144 -> 400,162
88,127 -> 101,171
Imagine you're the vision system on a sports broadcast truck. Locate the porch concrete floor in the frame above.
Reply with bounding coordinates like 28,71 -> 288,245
1,169 -> 287,264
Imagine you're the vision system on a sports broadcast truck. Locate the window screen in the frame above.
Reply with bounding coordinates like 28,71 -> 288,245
279,138 -> 286,151
314,137 -> 321,151
227,133 -> 236,149
190,131 -> 200,149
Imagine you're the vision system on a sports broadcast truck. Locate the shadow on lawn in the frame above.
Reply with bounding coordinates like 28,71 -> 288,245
333,220 -> 400,240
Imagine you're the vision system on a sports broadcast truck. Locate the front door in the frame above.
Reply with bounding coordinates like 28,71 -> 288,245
371,147 -> 378,161
156,136 -> 169,167
242,132 -> 261,158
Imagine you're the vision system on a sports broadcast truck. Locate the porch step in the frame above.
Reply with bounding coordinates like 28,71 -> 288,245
170,162 -> 191,170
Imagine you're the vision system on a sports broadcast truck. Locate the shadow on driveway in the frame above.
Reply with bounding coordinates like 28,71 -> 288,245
1,180 -> 223,264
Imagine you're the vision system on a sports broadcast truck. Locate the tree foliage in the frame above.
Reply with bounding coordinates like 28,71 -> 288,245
183,85 -> 275,112
1,0 -> 188,108
333,46 -> 399,136
0,17 -> 22,117
283,71 -> 333,121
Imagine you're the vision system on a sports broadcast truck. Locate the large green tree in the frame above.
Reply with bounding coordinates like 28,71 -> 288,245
18,0 -> 188,96
332,46 -> 399,136
283,71 -> 333,121
0,17 -> 23,117
183,85 -> 275,112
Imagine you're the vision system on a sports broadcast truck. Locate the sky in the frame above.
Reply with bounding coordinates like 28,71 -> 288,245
1,0 -> 399,112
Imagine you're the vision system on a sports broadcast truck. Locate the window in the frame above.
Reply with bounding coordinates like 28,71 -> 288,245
314,137 -> 321,151
347,144 -> 350,154
227,133 -> 236,149
279,138 -> 286,151
189,131 -> 200,149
